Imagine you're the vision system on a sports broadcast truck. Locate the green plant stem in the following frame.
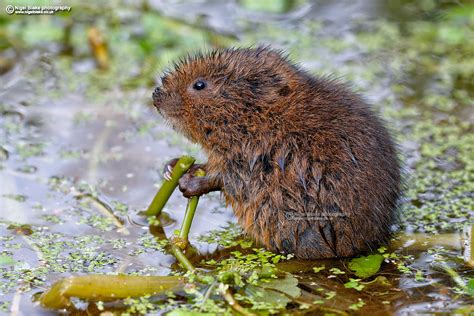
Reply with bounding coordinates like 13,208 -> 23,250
222,288 -> 257,316
170,244 -> 196,272
437,260 -> 468,292
179,169 -> 206,242
76,193 -> 129,235
464,225 -> 473,268
159,167 -> 252,315
144,156 -> 195,217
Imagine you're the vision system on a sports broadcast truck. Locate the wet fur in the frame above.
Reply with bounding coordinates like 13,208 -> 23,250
153,47 -> 401,259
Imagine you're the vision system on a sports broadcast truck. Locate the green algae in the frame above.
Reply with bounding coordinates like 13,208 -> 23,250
197,223 -> 253,249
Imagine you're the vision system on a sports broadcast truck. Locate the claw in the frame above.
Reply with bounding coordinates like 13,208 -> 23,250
162,158 -> 179,180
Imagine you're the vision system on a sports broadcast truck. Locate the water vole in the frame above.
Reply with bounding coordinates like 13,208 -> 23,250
152,47 -> 401,259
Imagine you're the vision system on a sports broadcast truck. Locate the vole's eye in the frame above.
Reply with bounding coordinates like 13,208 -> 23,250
193,80 -> 206,90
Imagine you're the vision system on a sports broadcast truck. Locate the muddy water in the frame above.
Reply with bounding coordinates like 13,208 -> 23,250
1,0 -> 473,315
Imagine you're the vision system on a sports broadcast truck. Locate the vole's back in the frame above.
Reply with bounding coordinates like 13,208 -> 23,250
210,75 -> 400,258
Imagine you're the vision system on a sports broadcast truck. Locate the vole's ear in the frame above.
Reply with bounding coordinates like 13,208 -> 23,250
278,84 -> 291,97
265,73 -> 292,97
255,47 -> 298,94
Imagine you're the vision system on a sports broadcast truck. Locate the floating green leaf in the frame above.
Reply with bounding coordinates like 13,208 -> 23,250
467,278 -> 474,296
348,254 -> 384,278
0,255 -> 15,266
344,278 -> 365,291
313,265 -> 326,273
167,310 -> 214,316
329,267 -> 345,275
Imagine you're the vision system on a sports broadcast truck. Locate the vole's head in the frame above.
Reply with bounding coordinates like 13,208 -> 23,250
153,47 -> 302,151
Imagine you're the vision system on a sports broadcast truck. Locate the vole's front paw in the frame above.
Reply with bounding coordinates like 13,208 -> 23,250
162,158 -> 180,181
163,159 -> 212,197
163,159 -> 205,181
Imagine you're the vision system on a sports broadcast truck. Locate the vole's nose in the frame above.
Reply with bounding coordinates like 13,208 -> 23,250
152,87 -> 165,111
152,86 -> 162,102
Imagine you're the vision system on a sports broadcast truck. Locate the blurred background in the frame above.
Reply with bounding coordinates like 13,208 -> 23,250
0,0 -> 473,314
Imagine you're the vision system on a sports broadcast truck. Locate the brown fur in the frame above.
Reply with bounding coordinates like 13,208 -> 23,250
153,47 -> 401,259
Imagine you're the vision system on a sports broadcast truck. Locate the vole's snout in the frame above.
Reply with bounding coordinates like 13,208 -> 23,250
152,86 -> 164,110
152,86 -> 162,101
152,87 -> 182,115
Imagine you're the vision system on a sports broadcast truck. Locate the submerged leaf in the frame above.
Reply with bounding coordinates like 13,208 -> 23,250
349,298 -> 366,311
244,273 -> 301,308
